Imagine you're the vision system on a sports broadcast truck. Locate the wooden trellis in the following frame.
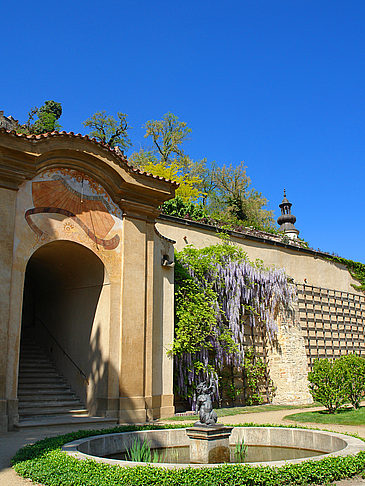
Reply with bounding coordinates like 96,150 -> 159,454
297,283 -> 365,369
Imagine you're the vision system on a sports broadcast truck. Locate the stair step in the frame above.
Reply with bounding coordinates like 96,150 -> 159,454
19,371 -> 62,380
20,362 -> 55,368
19,372 -> 61,379
19,358 -> 51,364
20,399 -> 82,408
20,356 -> 51,364
20,351 -> 47,356
16,416 -> 118,428
18,377 -> 67,384
18,392 -> 75,407
18,390 -> 74,397
19,368 -> 56,373
17,339 -> 93,425
20,407 -> 88,416
20,343 -> 43,351
18,383 -> 70,390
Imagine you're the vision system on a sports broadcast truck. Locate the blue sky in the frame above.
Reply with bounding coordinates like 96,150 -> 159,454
2,1 -> 365,262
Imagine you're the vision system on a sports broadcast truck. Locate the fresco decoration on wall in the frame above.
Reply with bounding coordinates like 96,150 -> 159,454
25,169 -> 121,250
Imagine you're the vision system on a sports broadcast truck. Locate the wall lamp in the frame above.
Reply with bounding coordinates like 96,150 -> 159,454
161,255 -> 175,267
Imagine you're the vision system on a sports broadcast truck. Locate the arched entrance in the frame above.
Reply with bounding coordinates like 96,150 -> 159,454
19,240 -> 110,422
1,131 -> 177,431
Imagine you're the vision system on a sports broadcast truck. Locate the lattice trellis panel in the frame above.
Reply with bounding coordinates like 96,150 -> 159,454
297,283 -> 365,369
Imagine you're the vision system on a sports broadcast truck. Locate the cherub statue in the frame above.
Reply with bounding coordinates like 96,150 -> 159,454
195,381 -> 218,426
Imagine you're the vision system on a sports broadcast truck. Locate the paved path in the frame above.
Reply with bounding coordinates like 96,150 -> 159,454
1,407 -> 365,485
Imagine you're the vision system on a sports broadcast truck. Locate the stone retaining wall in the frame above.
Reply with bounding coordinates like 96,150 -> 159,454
62,427 -> 365,469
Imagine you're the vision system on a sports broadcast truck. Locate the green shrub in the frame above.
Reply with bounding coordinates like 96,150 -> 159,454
340,354 -> 365,409
162,196 -> 208,220
243,347 -> 274,405
11,423 -> 365,486
307,358 -> 348,413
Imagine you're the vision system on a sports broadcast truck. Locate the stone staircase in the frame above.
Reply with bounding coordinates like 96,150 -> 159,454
17,337 -> 117,428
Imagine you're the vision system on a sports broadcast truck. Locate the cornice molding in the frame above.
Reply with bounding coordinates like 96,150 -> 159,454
0,132 -> 176,219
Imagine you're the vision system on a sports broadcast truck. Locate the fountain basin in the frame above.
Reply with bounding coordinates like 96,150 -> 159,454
62,426 -> 365,469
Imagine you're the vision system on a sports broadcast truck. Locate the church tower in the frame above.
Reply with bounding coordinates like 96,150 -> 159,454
277,190 -> 299,239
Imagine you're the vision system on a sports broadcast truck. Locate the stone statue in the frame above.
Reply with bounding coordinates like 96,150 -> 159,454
195,381 -> 218,426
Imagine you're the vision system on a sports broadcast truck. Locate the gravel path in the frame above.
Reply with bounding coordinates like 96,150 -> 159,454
1,407 -> 365,486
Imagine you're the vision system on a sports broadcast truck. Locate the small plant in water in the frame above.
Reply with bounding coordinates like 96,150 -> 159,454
125,438 -> 162,463
234,438 -> 248,462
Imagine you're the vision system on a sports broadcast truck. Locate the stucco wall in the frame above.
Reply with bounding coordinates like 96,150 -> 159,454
156,216 -> 364,406
0,187 -> 17,430
156,217 -> 362,294
151,229 -> 175,418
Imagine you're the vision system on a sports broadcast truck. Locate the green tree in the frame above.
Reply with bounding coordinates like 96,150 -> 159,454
130,113 -> 203,202
144,112 -> 191,164
132,153 -> 202,201
19,100 -> 62,135
206,162 -> 275,230
129,148 -> 159,168
83,111 -> 131,149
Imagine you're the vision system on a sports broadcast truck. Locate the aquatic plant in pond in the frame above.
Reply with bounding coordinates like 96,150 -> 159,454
125,438 -> 162,463
172,243 -> 296,406
234,438 -> 248,462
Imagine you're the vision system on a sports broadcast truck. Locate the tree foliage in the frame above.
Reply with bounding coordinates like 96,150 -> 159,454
19,100 -> 62,135
161,195 -> 208,220
16,102 -> 277,232
144,112 -> 191,164
133,153 -> 202,201
130,113 -> 204,202
83,111 -> 131,149
86,110 -> 276,229
206,162 -> 275,230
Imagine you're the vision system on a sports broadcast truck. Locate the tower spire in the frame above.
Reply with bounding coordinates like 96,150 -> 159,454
277,190 -> 299,239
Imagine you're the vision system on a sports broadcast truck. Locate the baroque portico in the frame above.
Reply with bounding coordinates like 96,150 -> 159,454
0,129 -> 176,431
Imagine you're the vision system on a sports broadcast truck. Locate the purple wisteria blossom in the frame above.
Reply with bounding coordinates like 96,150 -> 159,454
174,247 -> 296,408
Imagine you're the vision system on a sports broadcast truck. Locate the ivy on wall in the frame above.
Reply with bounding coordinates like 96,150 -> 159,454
328,256 -> 365,292
170,242 -> 296,407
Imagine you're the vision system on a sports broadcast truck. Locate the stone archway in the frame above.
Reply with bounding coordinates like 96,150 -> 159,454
0,131 -> 176,431
20,240 -> 109,420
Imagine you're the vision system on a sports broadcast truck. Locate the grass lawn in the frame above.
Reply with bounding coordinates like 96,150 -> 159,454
165,402 -> 320,421
284,406 -> 365,426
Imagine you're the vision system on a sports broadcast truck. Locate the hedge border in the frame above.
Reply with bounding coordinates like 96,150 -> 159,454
12,423 -> 365,486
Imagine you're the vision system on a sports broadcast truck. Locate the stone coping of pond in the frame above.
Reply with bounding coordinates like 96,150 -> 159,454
62,427 -> 365,469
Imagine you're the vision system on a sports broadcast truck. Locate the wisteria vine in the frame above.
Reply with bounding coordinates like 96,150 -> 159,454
171,242 -> 297,407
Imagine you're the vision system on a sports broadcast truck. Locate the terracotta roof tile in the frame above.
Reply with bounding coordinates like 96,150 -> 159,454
0,128 -> 179,186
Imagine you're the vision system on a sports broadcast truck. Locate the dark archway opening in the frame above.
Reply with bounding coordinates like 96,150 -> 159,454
20,240 -> 106,415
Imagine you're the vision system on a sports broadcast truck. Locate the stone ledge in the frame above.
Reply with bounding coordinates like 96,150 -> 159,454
62,426 -> 365,469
